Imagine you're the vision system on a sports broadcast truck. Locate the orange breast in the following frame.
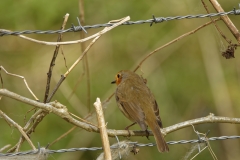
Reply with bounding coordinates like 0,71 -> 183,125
115,75 -> 122,85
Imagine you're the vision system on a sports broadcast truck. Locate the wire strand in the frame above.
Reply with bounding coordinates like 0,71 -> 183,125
0,135 -> 239,157
0,9 -> 239,36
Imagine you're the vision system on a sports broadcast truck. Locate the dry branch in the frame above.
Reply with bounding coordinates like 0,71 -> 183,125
209,0 -> 240,43
94,98 -> 112,160
201,0 -> 231,44
78,0 -> 91,111
1,89 -> 240,137
133,18 -> 220,72
43,13 -> 69,103
0,16 -> 130,46
0,144 -> 11,152
0,66 -> 39,101
0,110 -> 36,150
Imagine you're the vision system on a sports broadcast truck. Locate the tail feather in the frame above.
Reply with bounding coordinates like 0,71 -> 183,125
151,124 -> 169,152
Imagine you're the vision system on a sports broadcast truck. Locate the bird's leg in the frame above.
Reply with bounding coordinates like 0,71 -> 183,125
124,122 -> 137,138
145,129 -> 150,140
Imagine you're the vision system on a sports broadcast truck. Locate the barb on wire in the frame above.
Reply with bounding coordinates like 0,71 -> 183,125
0,135 -> 239,157
0,7 -> 240,36
72,17 -> 87,33
233,4 -> 240,15
150,15 -> 167,26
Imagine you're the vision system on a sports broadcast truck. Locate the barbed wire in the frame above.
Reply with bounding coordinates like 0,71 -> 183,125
0,135 -> 239,157
1,6 -> 240,37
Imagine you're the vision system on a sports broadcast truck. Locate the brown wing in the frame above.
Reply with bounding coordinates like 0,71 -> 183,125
142,82 -> 163,128
139,75 -> 163,128
153,100 -> 163,128
115,79 -> 148,130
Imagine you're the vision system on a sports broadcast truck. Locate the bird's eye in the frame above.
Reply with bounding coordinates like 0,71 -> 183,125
117,74 -> 121,78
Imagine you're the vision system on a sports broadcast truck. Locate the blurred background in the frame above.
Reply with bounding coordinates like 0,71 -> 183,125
1,0 -> 240,159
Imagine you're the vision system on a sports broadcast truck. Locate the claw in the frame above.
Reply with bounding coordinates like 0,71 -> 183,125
124,122 -> 137,138
145,130 -> 150,140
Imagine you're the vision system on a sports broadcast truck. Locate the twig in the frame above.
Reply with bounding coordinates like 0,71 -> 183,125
206,138 -> 218,160
0,144 -> 11,152
133,18 -> 220,72
43,13 -> 69,103
0,28 -> 100,45
102,93 -> 115,107
209,0 -> 240,43
23,109 -> 44,131
49,126 -> 77,147
165,113 -> 240,134
48,108 -> 98,148
190,146 -> 208,160
183,143 -> 205,160
0,66 -> 39,101
187,126 -> 207,160
68,73 -> 85,99
48,110 -> 96,148
0,16 -> 130,46
69,112 -> 97,127
94,98 -> 112,160
7,109 -> 44,152
201,0 -> 231,44
1,89 -> 240,138
190,126 -> 218,160
79,0 -> 91,111
0,110 -> 36,150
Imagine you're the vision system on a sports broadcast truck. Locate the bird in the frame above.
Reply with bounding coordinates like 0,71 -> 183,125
111,70 -> 169,152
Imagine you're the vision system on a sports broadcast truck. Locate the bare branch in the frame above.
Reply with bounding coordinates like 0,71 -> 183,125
209,0 -> 240,43
1,89 -> 240,138
0,66 -> 39,101
0,110 -> 36,150
0,16 -> 130,46
49,126 -> 77,147
78,0 -> 91,111
201,0 -> 231,44
43,13 -> 69,103
133,18 -> 220,72
0,144 -> 11,152
164,113 -> 240,134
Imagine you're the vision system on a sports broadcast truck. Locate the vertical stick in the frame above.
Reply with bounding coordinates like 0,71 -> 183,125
94,98 -> 112,160
79,0 -> 91,111
44,13 -> 69,103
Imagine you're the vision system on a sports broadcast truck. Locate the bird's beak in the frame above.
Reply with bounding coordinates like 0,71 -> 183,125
111,80 -> 116,84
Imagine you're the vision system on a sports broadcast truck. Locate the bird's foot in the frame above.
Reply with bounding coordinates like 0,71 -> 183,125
145,129 -> 150,140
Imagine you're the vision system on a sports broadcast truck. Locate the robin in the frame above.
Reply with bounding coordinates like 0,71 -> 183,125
111,70 -> 169,152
